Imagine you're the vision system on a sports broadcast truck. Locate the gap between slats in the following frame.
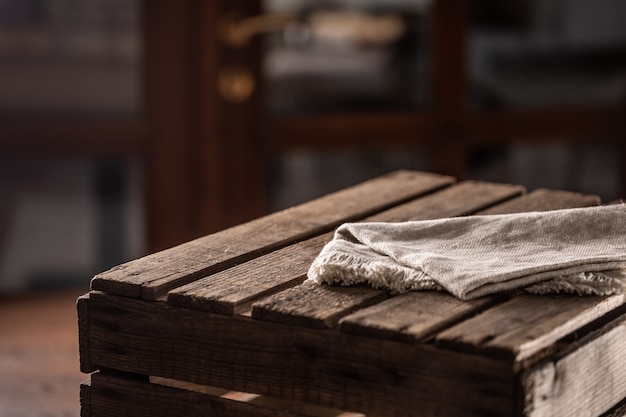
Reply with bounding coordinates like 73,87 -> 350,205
168,180 -> 525,319
150,375 -> 365,417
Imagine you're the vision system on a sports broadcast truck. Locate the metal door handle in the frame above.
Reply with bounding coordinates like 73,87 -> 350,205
218,10 -> 407,48
218,12 -> 299,48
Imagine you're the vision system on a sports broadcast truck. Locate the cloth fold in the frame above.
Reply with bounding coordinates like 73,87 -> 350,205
307,205 -> 626,300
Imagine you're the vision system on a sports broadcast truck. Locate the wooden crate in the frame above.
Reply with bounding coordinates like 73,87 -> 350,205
78,170 -> 626,417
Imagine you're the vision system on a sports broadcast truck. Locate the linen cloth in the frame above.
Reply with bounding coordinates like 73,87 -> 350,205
307,205 -> 626,300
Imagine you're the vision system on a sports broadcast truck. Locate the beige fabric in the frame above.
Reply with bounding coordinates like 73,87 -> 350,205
307,205 -> 626,300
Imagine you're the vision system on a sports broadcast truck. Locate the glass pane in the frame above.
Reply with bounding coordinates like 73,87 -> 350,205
0,0 -> 141,118
470,0 -> 626,109
0,156 -> 146,293
268,149 -> 431,211
263,0 -> 433,116
467,143 -> 622,202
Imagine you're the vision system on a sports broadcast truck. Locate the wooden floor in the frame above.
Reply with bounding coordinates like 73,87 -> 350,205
0,287 -> 89,417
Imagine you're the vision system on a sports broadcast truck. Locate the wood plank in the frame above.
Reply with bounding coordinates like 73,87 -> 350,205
435,294 -> 626,363
339,291 -> 502,342
522,314 -> 626,417
167,234 -> 328,315
91,170 -> 454,300
150,376 -> 365,417
168,180 -> 525,316
0,120 -> 147,156
81,292 -> 515,417
80,378 -> 91,417
78,293 -> 96,374
477,188 -> 600,215
466,106 -> 626,144
249,181 -> 525,327
338,188 -> 601,341
250,281 -> 389,329
84,371 -> 312,417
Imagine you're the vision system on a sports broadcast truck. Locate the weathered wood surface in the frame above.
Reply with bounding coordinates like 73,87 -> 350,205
167,235 -> 328,315
435,294 -> 626,363
169,180 -> 524,316
339,291 -> 502,342
522,314 -> 626,417
91,170 -> 453,300
149,376 -> 366,417
83,371 -> 316,417
81,291 -> 515,417
250,281 -> 390,329
477,188 -> 600,215
79,172 -> 626,417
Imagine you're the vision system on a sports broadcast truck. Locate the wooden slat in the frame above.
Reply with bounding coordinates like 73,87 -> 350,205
150,376 -> 365,417
337,188 -> 601,341
77,294 -> 96,373
435,294 -> 626,362
339,291 -> 502,342
80,378 -> 91,417
167,235 -> 328,315
81,292 -> 515,417
91,170 -> 454,300
250,281 -> 389,329
250,181 -> 524,328
168,180 -> 524,316
477,188 -> 600,215
84,371 -> 312,417
522,314 -> 626,417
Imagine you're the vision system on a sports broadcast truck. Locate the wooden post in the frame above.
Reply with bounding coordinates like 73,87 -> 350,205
430,0 -> 469,179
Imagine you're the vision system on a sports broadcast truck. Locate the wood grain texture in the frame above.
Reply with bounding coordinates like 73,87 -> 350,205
477,188 -> 600,215
339,291 -> 502,342
84,371 -> 311,417
435,294 -> 626,363
249,180 -> 525,328
251,281 -> 390,328
522,314 -> 626,417
168,180 -> 524,317
91,170 -> 453,300
149,376 -> 365,417
78,293 -> 96,374
167,234 -> 329,315
82,292 -> 515,417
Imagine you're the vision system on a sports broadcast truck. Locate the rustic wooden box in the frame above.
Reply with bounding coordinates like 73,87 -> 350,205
78,171 -> 626,417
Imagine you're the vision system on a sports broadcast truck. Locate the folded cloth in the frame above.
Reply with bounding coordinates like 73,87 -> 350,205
307,205 -> 626,300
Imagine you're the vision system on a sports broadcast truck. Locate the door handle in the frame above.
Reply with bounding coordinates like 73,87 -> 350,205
218,11 -> 299,48
218,10 -> 407,48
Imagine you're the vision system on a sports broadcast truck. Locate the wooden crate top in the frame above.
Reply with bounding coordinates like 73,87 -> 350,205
80,170 -> 626,417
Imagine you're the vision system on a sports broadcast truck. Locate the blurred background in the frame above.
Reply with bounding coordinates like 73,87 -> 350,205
0,1 -> 625,415
1,0 -> 625,294
1,0 -> 626,295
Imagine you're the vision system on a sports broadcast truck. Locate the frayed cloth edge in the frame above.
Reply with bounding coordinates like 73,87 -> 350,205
523,270 -> 626,296
307,251 -> 443,294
